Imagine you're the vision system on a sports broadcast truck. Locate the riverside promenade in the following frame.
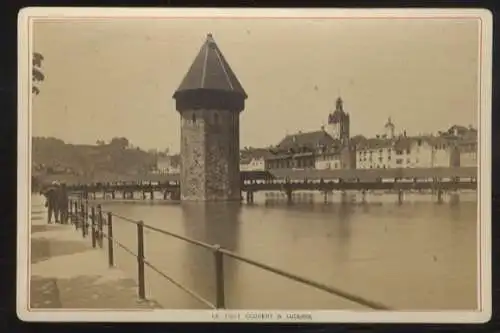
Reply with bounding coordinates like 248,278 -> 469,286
29,195 -> 161,309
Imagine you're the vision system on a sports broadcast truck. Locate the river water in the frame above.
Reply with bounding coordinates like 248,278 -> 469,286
40,190 -> 479,311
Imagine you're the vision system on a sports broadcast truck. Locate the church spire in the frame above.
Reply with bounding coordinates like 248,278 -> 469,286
335,96 -> 343,112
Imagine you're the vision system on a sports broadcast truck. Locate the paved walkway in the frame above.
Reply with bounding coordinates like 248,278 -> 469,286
30,196 -> 161,309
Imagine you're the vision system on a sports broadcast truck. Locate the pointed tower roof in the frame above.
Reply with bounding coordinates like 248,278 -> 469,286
174,33 -> 247,98
385,117 -> 395,128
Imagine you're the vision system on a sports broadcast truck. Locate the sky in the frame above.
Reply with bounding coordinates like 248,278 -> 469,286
31,17 -> 480,153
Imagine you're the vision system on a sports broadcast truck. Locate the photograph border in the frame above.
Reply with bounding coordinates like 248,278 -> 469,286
17,7 -> 493,323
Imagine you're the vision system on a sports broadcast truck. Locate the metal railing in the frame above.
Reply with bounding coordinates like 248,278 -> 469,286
66,197 -> 391,310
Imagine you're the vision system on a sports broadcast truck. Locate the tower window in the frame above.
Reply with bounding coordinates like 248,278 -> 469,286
192,113 -> 196,123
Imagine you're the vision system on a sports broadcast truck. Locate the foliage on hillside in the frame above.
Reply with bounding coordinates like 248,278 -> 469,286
32,52 -> 45,95
32,137 -> 157,180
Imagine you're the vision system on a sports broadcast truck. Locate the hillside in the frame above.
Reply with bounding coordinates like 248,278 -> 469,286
32,137 -> 157,184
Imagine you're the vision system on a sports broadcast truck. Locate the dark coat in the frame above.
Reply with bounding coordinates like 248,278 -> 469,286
57,186 -> 69,208
43,187 -> 58,207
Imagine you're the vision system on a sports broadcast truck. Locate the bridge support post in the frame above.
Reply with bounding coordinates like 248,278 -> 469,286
437,189 -> 444,204
150,190 -> 154,200
340,191 -> 347,205
112,191 -> 115,199
397,190 -> 404,205
450,192 -> 460,206
171,189 -> 181,201
361,189 -> 367,204
286,189 -> 293,204
323,191 -> 328,204
142,191 -> 146,200
246,191 -> 254,203
163,191 -> 168,200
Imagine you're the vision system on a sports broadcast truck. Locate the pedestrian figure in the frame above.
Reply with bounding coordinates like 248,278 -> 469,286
57,182 -> 69,224
43,181 -> 59,224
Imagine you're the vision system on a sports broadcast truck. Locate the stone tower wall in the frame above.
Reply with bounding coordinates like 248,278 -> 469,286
180,109 -> 241,201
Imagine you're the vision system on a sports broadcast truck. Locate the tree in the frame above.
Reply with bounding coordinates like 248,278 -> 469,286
32,52 -> 45,95
110,137 -> 129,149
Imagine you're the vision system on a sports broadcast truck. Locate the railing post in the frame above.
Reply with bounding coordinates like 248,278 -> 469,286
91,206 -> 96,248
85,199 -> 89,235
213,244 -> 225,309
107,212 -> 114,267
97,204 -> 103,248
74,201 -> 78,229
80,201 -> 86,238
137,220 -> 146,300
68,199 -> 72,220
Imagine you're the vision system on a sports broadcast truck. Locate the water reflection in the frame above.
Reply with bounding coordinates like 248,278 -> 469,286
178,202 -> 242,307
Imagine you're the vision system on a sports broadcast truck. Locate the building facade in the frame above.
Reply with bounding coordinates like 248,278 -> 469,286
355,135 -> 461,169
240,148 -> 271,171
173,34 -> 247,201
458,139 -> 478,167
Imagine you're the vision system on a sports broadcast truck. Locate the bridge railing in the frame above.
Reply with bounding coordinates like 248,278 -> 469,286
67,196 -> 391,310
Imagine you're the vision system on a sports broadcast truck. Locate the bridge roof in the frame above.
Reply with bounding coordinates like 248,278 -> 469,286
173,34 -> 247,98
135,167 -> 476,184
270,167 -> 477,181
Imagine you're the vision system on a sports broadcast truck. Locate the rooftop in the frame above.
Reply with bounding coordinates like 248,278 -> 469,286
278,130 -> 335,150
173,34 -> 247,98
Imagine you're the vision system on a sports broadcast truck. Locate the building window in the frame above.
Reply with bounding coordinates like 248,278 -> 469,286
396,159 -> 403,165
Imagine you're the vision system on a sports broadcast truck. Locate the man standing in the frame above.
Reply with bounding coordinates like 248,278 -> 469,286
43,181 -> 59,224
57,182 -> 69,224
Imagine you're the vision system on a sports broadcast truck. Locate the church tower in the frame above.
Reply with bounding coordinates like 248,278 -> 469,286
384,117 -> 395,139
327,97 -> 350,144
173,34 -> 247,201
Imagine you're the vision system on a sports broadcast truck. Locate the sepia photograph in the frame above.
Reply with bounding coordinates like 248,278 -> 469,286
17,8 -> 491,323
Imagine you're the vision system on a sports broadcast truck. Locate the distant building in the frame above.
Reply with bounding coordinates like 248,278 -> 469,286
457,139 -> 478,167
156,154 -> 180,174
355,134 -> 460,169
315,143 -> 356,170
440,124 -> 478,167
266,96 -> 356,170
240,148 -> 272,171
266,129 -> 335,170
